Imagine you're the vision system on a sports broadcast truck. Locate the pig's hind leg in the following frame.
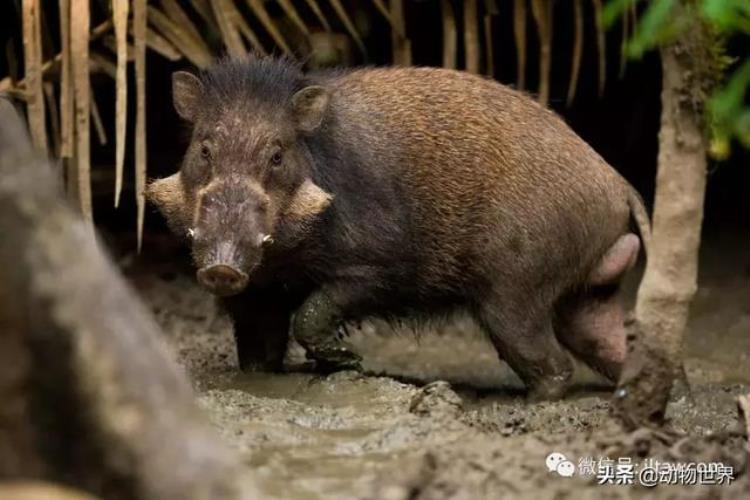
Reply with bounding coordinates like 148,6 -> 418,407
475,292 -> 575,401
555,233 -> 640,381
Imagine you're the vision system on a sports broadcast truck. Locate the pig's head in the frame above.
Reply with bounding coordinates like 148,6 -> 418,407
146,62 -> 333,296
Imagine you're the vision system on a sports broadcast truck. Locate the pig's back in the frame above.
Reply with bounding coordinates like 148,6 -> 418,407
323,67 -> 631,290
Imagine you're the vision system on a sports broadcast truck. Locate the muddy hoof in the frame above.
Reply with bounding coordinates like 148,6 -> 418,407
308,347 -> 362,374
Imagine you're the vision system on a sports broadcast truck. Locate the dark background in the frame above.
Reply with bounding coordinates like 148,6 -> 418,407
0,0 -> 747,255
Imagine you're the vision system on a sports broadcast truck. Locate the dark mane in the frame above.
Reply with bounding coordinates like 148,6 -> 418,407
199,56 -> 308,108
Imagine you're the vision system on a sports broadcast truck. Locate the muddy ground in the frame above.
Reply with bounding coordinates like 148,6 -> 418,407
123,235 -> 750,499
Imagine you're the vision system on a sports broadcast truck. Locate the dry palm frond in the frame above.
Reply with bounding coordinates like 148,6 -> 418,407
484,15 -> 495,76
278,0 -> 311,36
464,0 -> 480,74
211,0 -> 247,57
161,0 -> 204,45
304,0 -> 332,32
328,0 -> 366,56
513,0 -> 527,90
43,81 -> 60,157
90,51 -> 117,79
102,35 -> 134,61
5,38 -> 19,85
592,0 -> 606,96
148,5 -> 212,67
71,0 -> 91,222
59,0 -> 74,160
224,0 -> 266,55
390,0 -> 410,65
22,0 -> 46,153
247,0 -> 292,55
135,0 -> 147,251
0,20 -> 112,94
113,0 -> 128,207
90,86 -> 107,146
484,0 -> 500,75
531,0 -> 552,106
441,0 -> 456,69
567,0 -> 584,106
371,0 -> 402,37
189,0 -> 216,26
144,27 -> 185,61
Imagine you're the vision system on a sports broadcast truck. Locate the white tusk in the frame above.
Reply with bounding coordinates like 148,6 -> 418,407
262,234 -> 274,246
187,228 -> 195,238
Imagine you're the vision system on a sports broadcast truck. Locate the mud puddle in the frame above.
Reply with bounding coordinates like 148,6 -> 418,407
125,236 -> 750,499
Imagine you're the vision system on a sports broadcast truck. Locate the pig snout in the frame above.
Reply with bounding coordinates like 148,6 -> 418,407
197,264 -> 249,296
194,239 -> 254,295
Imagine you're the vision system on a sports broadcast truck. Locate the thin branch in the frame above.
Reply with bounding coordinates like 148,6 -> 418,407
567,0 -> 584,106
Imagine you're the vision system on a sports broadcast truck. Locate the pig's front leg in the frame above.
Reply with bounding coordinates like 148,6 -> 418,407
221,288 -> 298,372
291,286 -> 363,373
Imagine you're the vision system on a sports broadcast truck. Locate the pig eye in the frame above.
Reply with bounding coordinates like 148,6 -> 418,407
200,144 -> 212,161
270,150 -> 283,166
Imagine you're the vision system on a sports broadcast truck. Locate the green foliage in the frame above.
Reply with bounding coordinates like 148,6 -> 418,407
604,0 -> 750,158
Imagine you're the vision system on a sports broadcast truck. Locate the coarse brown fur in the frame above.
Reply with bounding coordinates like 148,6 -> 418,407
147,57 -> 650,399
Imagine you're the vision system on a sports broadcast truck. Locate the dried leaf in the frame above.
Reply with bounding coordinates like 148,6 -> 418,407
59,0 -> 74,161
530,0 -> 552,105
0,21 -> 112,96
464,0 -> 480,73
327,0 -> 366,56
484,0 -> 500,15
304,0 -> 331,32
148,5 -> 212,68
89,51 -> 117,79
221,0 -> 266,55
90,87 -> 107,146
441,0 -> 456,69
5,39 -> 19,85
246,0 -> 292,55
142,27 -> 183,61
102,35 -> 134,61
390,0 -> 410,65
189,0 -> 216,25
567,0 -> 584,106
212,0 -> 247,57
513,0 -> 527,90
43,81 -> 60,157
371,0 -> 402,37
22,0 -> 46,153
278,0 -> 311,36
135,0 -> 147,251
484,14 -> 494,76
71,0 -> 91,222
161,0 -> 204,49
592,0 -> 606,96
114,0 -> 129,207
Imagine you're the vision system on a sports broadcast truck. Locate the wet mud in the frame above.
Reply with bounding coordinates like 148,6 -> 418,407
127,238 -> 750,499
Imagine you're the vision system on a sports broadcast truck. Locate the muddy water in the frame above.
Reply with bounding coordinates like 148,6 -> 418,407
130,238 -> 750,499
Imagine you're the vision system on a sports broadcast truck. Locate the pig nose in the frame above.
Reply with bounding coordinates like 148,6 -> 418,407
196,265 -> 249,296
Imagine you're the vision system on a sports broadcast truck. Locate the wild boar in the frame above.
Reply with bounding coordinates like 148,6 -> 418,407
147,56 -> 650,400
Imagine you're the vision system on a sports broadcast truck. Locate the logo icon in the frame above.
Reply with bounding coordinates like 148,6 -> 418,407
546,452 -> 576,477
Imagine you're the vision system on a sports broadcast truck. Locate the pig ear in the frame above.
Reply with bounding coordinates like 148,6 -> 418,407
145,173 -> 191,234
172,71 -> 203,121
291,86 -> 330,133
284,179 -> 333,221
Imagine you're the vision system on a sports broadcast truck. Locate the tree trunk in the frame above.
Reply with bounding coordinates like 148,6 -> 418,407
0,100 -> 257,499
613,6 -> 719,428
